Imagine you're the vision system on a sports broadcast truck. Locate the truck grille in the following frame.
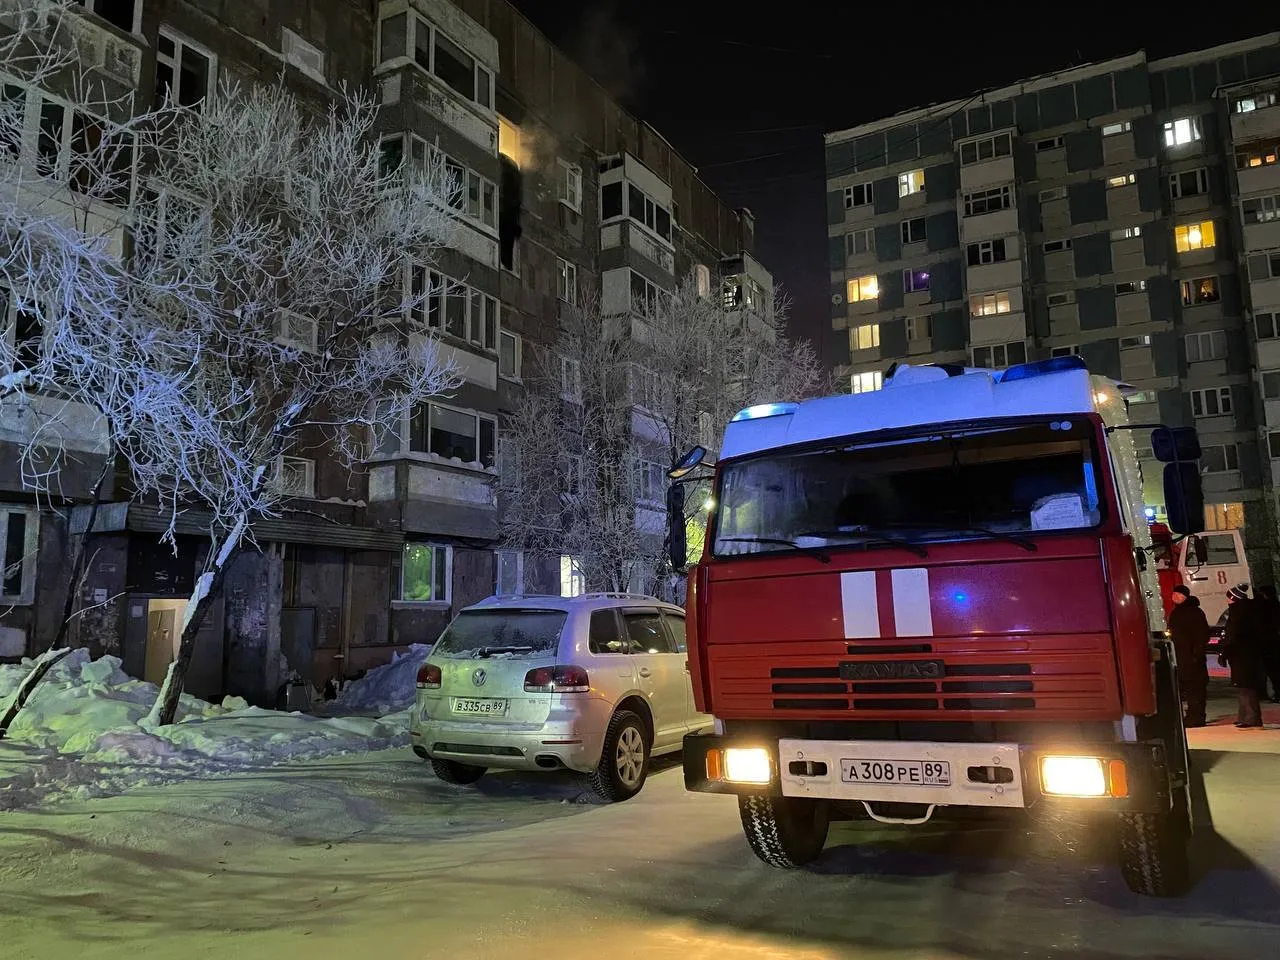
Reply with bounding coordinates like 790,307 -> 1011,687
769,663 -> 1034,712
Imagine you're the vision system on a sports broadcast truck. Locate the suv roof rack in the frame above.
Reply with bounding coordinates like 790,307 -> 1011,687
472,592 -> 668,605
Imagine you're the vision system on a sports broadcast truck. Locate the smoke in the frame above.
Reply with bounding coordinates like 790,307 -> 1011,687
563,0 -> 647,107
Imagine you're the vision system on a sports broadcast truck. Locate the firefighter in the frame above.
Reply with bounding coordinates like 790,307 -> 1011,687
1167,585 -> 1209,727
1221,584 -> 1267,728
1256,585 -> 1280,703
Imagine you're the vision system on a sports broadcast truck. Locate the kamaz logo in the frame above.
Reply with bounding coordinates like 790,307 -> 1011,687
839,659 -> 945,681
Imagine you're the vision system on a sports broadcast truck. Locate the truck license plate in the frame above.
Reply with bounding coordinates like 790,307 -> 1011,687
451,697 -> 508,717
840,758 -> 951,786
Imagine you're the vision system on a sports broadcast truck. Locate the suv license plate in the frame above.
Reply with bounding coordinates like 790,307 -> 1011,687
840,759 -> 951,786
451,697 -> 508,717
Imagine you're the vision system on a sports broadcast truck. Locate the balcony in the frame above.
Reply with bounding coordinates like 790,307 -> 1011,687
969,310 -> 1026,346
959,155 -> 1016,193
1107,184 -> 1142,220
960,206 -> 1018,243
1237,163 -> 1280,196
627,222 -> 674,274
1251,276 -> 1280,311
368,457 -> 497,539
1231,103 -> 1280,143
1256,338 -> 1280,371
1112,236 -> 1146,273
967,258 -> 1022,293
1117,291 -> 1152,325
1244,220 -> 1280,252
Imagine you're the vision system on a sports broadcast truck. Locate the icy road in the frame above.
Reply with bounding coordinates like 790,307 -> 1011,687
1,707 -> 1278,959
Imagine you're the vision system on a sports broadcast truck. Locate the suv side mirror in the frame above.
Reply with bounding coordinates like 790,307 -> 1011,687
667,484 -> 687,573
1163,461 -> 1205,536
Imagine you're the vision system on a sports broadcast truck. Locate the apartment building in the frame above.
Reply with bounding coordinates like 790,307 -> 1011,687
0,0 -> 768,701
825,33 -> 1280,586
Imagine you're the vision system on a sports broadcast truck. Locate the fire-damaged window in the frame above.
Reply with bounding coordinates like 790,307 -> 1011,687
713,419 -> 1106,558
498,154 -> 521,272
0,505 -> 38,605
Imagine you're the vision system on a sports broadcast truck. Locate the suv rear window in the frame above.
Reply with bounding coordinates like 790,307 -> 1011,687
433,609 -> 567,658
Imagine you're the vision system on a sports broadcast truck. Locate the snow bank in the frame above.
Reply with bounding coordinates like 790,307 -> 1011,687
0,649 -> 409,773
333,643 -> 431,714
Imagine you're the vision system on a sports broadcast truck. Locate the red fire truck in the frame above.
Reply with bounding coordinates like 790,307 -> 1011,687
667,358 -> 1204,897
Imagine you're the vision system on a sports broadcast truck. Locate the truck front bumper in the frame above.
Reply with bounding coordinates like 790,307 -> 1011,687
683,733 -> 1175,815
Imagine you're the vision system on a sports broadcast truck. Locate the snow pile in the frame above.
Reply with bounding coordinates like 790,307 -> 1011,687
0,649 -> 409,772
333,643 -> 431,715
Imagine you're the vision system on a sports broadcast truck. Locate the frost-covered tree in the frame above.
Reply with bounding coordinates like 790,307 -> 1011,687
499,273 -> 826,596
1,3 -> 459,723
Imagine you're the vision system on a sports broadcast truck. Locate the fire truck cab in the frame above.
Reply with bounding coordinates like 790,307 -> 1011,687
669,357 -> 1205,897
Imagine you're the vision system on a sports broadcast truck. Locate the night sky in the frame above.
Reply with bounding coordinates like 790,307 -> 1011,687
510,1 -> 1266,367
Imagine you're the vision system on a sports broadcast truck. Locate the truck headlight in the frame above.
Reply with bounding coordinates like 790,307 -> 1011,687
720,747 -> 772,784
1040,756 -> 1128,798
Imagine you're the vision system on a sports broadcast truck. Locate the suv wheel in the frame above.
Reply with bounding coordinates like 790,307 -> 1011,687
587,709 -> 649,802
430,757 -> 487,785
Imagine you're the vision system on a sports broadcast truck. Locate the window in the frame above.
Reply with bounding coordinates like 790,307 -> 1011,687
36,96 -> 64,177
695,264 -> 712,298
1270,432 -> 1280,460
1180,276 -> 1220,306
967,238 -> 1007,265
560,555 -> 585,598
400,543 -> 450,603
959,132 -> 1012,165
1185,330 -> 1226,362
1043,238 -> 1072,253
631,365 -> 661,410
627,184 -> 672,241
155,31 -> 214,111
1110,225 -> 1142,240
1236,141 -> 1280,169
898,168 -> 925,197
622,610 -> 674,655
556,257 -> 577,304
1200,444 -> 1239,473
844,182 -> 872,209
1051,345 -> 1078,358
74,0 -> 138,31
1189,387 -> 1232,417
633,459 -> 666,504
496,431 -> 519,481
851,323 -> 880,351
1115,279 -> 1147,295
1242,194 -> 1280,224
1175,220 -> 1216,253
588,609 -> 626,653
601,181 -> 623,220
407,268 -> 496,349
846,274 -> 878,303
963,185 -> 1011,217
969,291 -> 1011,317
1235,92 -> 1278,113
493,550 -> 525,597
379,13 -> 493,109
900,217 -> 926,245
971,341 -> 1027,369
559,454 -> 582,498
557,159 -> 582,212
498,330 -> 521,380
906,315 -> 932,341
434,31 -> 478,102
273,455 -> 315,498
276,310 -> 318,353
846,227 -> 874,257
1163,117 -> 1202,148
1256,312 -> 1279,340
1102,121 -> 1132,136
851,370 -> 882,394
629,271 -> 666,316
407,403 -> 497,466
903,268 -> 930,293
0,506 -> 37,605
281,27 -> 326,83
1168,168 -> 1208,199
1047,291 -> 1076,307
1248,250 -> 1280,281
560,356 -> 581,403
1107,173 -> 1136,188
1264,371 -> 1280,400
1039,186 -> 1067,202
1035,136 -> 1064,151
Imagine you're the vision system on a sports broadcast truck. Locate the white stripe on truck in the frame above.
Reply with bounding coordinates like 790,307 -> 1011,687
891,567 -> 934,637
840,571 -> 880,638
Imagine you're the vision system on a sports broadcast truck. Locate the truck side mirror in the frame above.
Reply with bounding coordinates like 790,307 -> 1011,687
1152,426 -> 1201,463
667,484 -> 687,573
669,446 -> 707,480
1163,461 -> 1205,536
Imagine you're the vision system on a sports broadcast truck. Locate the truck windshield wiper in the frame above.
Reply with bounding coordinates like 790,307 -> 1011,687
878,521 -> 1037,553
476,645 -> 535,658
717,536 -> 831,563
797,528 -> 929,559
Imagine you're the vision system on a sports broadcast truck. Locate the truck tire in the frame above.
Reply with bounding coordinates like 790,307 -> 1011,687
587,709 -> 649,803
739,795 -> 830,868
1117,806 -> 1191,897
430,757 -> 487,785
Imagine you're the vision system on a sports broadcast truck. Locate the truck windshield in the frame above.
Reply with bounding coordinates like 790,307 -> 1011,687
713,418 -> 1105,558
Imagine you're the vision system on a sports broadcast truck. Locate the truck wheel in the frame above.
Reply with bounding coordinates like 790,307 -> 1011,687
587,709 -> 649,803
430,757 -> 486,785
1117,807 -> 1191,897
739,795 -> 830,868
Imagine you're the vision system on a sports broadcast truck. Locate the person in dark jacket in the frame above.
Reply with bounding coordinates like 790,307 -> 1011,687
1256,585 -> 1280,702
1221,583 -> 1267,727
1167,585 -> 1210,727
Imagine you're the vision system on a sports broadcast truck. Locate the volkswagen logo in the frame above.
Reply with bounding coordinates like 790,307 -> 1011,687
472,668 -> 487,687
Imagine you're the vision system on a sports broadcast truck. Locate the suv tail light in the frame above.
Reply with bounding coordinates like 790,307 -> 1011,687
523,665 -> 590,693
416,663 -> 441,688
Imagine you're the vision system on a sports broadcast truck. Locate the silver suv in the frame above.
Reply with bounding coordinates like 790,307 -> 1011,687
409,593 -> 711,802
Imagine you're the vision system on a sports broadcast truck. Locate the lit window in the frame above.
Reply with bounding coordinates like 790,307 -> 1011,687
1174,220 -> 1216,253
1180,276 -> 1220,306
1235,142 -> 1279,170
847,274 -> 879,303
851,323 -> 880,351
1102,121 -> 1132,137
1107,173 -> 1136,188
969,291 -> 1011,317
400,543 -> 451,603
1110,225 -> 1142,240
560,555 -> 585,597
1163,117 -> 1202,148
898,168 -> 925,197
851,370 -> 882,394
1234,92 -> 1277,113
903,268 -> 930,293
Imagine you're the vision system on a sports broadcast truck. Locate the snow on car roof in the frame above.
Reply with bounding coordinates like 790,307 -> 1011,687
721,362 -> 1100,462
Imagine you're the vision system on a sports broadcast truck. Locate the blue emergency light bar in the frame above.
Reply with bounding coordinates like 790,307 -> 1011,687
730,402 -> 799,423
996,355 -> 1088,383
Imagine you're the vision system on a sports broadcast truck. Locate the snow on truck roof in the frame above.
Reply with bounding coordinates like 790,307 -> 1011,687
721,358 -> 1121,462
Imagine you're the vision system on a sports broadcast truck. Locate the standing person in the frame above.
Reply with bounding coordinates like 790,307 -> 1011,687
1167,585 -> 1210,727
1221,584 -> 1266,728
1256,585 -> 1280,702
